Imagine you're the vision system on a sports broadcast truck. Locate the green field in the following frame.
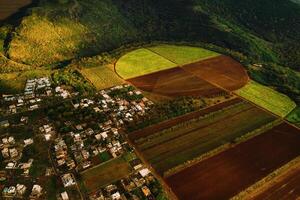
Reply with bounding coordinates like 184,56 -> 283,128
135,101 -> 276,175
147,45 -> 219,65
80,66 -> 123,90
286,107 -> 300,126
116,48 -> 176,79
235,81 -> 296,118
81,155 -> 132,193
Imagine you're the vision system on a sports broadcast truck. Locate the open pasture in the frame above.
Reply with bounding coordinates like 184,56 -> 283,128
80,66 -> 123,90
81,155 -> 132,193
166,123 -> 300,200
147,44 -> 219,65
236,80 -> 296,118
182,55 -> 249,91
127,67 -> 226,97
136,101 -> 276,175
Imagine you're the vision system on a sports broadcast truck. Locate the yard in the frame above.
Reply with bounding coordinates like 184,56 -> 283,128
235,80 -> 296,117
81,154 -> 132,193
80,66 -> 123,90
147,44 -> 219,65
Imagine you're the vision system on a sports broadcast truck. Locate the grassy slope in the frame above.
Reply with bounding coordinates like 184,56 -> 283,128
147,45 -> 219,65
236,81 -> 296,118
8,0 -> 140,66
116,48 -> 176,79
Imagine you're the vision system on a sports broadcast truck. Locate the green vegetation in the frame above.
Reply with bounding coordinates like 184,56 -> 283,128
286,107 -> 300,126
81,155 -> 132,193
80,66 -> 123,90
236,81 -> 296,118
135,101 -> 276,174
116,48 -> 176,79
148,45 -> 219,65
52,68 -> 95,94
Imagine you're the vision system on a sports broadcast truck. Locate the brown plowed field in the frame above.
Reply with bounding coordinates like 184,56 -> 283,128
166,123 -> 300,200
129,98 -> 243,141
127,67 -> 226,97
182,55 -> 249,91
0,0 -> 32,20
253,167 -> 300,200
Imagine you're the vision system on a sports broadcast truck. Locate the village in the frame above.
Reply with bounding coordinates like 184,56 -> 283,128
0,77 -> 165,200
0,77 -> 74,116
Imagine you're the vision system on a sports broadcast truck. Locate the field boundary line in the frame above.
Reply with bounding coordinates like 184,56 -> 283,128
231,156 -> 300,200
164,119 -> 282,178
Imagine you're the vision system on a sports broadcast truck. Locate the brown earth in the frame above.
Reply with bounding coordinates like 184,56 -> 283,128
127,67 -> 226,97
182,55 -> 249,91
0,0 -> 32,20
166,123 -> 300,200
128,98 -> 243,141
253,166 -> 300,200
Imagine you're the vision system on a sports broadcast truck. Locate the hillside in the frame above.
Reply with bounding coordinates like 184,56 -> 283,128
0,0 -> 300,101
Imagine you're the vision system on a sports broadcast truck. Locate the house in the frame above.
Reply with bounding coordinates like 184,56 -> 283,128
61,173 -> 76,187
30,185 -> 43,198
111,192 -> 121,200
9,148 -> 18,158
16,184 -> 26,196
61,191 -> 69,200
24,138 -> 34,146
141,186 -> 151,197
1,148 -> 9,158
139,168 -> 151,177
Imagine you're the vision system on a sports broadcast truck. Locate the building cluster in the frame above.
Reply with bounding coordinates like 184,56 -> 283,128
90,160 -> 158,200
51,85 -> 153,172
2,184 -> 43,199
0,77 -> 72,115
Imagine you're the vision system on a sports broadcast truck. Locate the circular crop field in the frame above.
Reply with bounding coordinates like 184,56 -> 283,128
115,44 -> 249,97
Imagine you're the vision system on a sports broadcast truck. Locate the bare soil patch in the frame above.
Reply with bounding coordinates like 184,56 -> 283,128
182,55 -> 249,91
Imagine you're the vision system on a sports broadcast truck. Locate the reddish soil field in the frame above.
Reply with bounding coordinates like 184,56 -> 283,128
128,98 -> 243,141
253,167 -> 300,200
0,0 -> 32,20
166,123 -> 300,200
182,55 -> 249,91
127,67 -> 226,97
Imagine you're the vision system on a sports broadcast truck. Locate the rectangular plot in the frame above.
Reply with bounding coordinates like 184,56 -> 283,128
167,123 -> 300,200
236,80 -> 296,117
81,66 -> 123,90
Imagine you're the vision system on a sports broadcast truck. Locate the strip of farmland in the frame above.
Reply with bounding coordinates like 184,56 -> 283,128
136,101 -> 276,175
129,98 -> 243,141
166,123 -> 300,200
